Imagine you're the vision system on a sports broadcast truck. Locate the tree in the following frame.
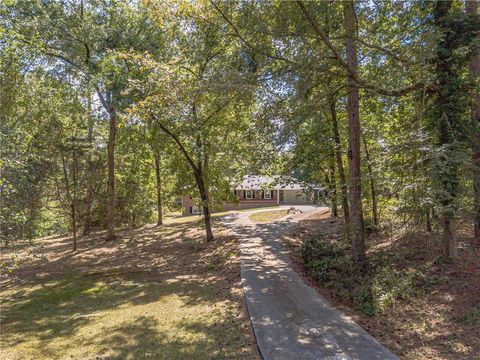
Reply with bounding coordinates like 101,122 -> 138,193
1,0 -> 162,240
466,0 -> 480,245
342,0 -> 366,269
429,0 -> 479,259
125,2 -> 255,240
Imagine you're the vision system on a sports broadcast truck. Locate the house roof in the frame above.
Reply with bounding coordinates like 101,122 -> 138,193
234,175 -> 318,191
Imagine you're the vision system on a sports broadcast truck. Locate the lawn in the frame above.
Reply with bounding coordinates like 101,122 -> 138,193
0,221 -> 259,360
164,206 -> 279,225
248,209 -> 290,224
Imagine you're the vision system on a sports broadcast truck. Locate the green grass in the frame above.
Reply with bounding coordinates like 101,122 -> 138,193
0,224 -> 258,360
248,209 -> 289,223
165,206 -> 279,225
458,307 -> 480,326
1,278 -> 251,359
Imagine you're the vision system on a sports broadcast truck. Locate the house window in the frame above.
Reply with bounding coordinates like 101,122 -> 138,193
191,205 -> 202,214
264,190 -> 271,199
245,190 -> 253,199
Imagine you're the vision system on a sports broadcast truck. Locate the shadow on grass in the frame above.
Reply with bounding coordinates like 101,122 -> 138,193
1,219 -> 256,359
98,314 -> 251,359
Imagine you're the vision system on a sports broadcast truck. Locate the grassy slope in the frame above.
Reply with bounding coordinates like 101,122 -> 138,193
248,209 -> 289,223
284,211 -> 480,360
0,220 -> 259,360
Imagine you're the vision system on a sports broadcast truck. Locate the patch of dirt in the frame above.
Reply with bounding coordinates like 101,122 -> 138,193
283,211 -> 480,360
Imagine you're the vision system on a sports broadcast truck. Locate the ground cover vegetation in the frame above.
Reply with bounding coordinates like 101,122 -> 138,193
0,218 -> 259,359
285,210 -> 479,359
248,209 -> 290,223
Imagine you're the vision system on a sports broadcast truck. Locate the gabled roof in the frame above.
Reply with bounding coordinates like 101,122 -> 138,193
234,175 -> 318,190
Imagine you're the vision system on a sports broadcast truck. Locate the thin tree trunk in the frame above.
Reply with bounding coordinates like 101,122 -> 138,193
343,0 -> 366,270
466,0 -> 480,246
72,147 -> 78,251
323,166 -> 338,217
83,88 -> 94,235
362,137 -> 379,229
197,173 -> 214,242
442,216 -> 454,259
330,98 -> 351,235
150,113 -> 214,242
61,153 -> 77,251
154,149 -> 163,226
329,155 -> 338,217
426,208 -> 432,233
105,90 -> 116,241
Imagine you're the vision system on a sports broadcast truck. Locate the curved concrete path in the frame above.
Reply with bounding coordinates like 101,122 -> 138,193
222,205 -> 397,360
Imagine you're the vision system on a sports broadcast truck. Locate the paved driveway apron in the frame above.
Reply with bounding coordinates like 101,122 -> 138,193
222,205 -> 398,360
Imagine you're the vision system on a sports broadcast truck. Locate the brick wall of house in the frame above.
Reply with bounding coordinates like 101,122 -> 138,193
183,190 -> 278,215
234,189 -> 277,200
182,194 -> 194,215
223,200 -> 277,211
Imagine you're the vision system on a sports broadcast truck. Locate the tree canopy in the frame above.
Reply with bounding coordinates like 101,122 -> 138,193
1,0 -> 479,269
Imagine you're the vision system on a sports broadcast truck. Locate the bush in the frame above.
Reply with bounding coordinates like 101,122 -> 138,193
300,236 -> 432,317
354,285 -> 377,316
301,236 -> 354,285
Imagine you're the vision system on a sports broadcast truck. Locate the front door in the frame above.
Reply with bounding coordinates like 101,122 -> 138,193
279,190 -> 284,203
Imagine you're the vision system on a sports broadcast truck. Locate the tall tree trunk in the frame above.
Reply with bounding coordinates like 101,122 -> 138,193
426,208 -> 433,233
154,149 -> 163,226
196,172 -> 214,242
72,147 -> 78,251
343,0 -> 366,270
83,87 -> 94,235
329,157 -> 338,217
323,165 -> 338,217
61,152 -> 77,251
434,0 -> 457,259
362,137 -> 379,229
150,113 -> 214,242
105,90 -> 117,241
330,98 -> 351,235
466,0 -> 480,246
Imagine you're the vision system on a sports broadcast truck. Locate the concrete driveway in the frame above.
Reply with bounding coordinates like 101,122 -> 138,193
222,205 -> 398,360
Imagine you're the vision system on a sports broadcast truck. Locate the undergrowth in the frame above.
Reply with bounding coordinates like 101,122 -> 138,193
301,235 -> 435,316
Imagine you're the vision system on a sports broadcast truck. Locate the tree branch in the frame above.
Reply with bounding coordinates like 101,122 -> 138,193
149,112 -> 199,174
296,1 -> 425,97
209,0 -> 297,66
92,83 -> 110,112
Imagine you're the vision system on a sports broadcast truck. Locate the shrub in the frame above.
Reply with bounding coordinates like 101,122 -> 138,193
300,236 -> 433,317
354,285 -> 377,316
301,236 -> 354,285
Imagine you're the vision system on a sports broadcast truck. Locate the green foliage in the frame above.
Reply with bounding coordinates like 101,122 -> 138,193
301,236 -> 436,317
1,0 -> 478,249
301,236 -> 354,284
457,306 -> 480,326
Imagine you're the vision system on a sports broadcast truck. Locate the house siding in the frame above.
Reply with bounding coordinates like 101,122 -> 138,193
182,187 -> 315,215
281,190 -> 314,204
223,199 -> 277,211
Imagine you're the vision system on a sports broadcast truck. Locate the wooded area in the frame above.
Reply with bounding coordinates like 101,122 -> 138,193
1,1 -> 480,359
1,0 -> 479,268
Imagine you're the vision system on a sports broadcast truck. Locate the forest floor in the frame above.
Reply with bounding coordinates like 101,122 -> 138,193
0,219 -> 259,360
283,211 -> 480,360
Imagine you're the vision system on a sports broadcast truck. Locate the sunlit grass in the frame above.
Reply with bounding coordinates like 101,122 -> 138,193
164,206 -> 279,225
248,209 -> 289,223
0,224 -> 258,360
1,277 -> 254,359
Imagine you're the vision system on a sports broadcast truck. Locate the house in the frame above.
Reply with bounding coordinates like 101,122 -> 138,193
182,175 -> 320,215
